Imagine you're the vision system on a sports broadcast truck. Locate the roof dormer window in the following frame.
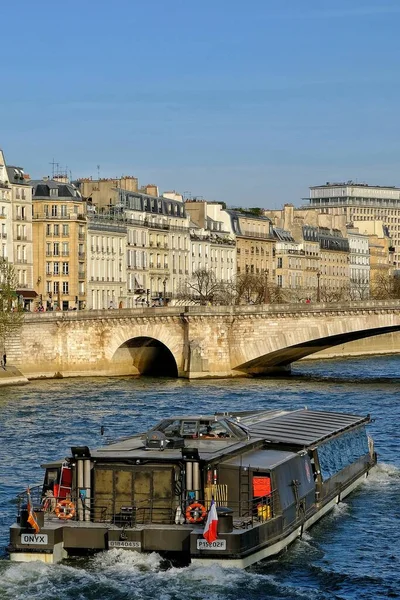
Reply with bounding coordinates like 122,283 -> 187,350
50,188 -> 58,197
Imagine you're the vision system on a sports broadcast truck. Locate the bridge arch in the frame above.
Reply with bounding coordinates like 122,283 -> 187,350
233,323 -> 400,375
111,336 -> 178,377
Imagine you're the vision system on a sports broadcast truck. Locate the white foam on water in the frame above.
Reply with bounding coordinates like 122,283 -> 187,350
91,547 -> 163,572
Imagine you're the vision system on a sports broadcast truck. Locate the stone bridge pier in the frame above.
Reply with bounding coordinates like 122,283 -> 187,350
8,301 -> 400,380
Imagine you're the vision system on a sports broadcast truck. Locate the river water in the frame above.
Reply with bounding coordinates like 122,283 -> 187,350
0,355 -> 399,600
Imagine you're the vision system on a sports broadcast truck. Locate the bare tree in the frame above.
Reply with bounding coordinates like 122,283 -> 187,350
371,272 -> 400,300
234,272 -> 270,305
0,259 -> 24,357
349,278 -> 370,301
319,283 -> 350,303
178,269 -> 223,305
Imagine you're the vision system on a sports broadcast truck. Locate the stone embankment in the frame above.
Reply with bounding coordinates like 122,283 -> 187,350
0,365 -> 29,387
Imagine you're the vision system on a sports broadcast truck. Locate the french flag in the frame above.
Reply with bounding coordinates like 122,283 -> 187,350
203,499 -> 218,543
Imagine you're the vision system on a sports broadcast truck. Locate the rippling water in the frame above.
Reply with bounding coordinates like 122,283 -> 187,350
0,355 -> 399,600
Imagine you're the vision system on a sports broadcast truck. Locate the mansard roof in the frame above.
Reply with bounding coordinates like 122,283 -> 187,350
30,179 -> 82,200
120,189 -> 187,219
6,166 -> 30,186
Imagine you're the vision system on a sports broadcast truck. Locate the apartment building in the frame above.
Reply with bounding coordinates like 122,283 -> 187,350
87,213 -> 127,309
185,200 -> 236,284
353,221 -> 394,285
303,226 -> 350,299
306,182 -> 400,268
346,225 -> 370,299
32,179 -> 87,310
117,189 -> 191,306
0,149 -> 36,308
225,210 -> 275,281
76,176 -> 138,211
274,229 -> 306,293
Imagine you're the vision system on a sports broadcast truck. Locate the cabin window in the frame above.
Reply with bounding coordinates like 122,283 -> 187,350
317,427 -> 369,480
181,421 -> 198,438
162,419 -> 181,437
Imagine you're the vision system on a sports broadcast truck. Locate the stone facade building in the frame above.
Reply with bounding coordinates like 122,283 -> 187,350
87,213 -> 127,309
32,178 -> 87,310
76,176 -> 139,211
346,225 -> 370,299
306,182 -> 400,269
225,210 -> 275,282
185,200 -> 236,284
0,149 -> 36,309
117,189 -> 191,306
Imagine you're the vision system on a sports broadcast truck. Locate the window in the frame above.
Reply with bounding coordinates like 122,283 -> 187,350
53,281 -> 59,294
53,243 -> 59,256
62,242 -> 69,256
62,281 -> 69,294
46,224 -> 51,236
53,262 -> 59,275
46,262 -> 52,275
53,224 -> 59,236
61,205 -> 67,217
51,205 -> 58,217
62,262 -> 69,275
62,224 -> 69,236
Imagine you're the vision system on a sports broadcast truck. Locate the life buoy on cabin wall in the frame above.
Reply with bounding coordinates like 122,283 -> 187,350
185,502 -> 207,523
55,500 -> 76,520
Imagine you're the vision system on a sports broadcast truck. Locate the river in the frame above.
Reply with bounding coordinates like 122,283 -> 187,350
0,355 -> 399,600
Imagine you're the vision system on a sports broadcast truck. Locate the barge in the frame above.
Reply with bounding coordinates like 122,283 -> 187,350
8,408 -> 377,567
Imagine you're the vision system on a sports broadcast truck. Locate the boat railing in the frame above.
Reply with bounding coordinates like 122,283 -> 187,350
14,487 -> 278,529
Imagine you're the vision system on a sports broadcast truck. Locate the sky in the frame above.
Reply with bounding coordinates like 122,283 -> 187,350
1,0 -> 400,208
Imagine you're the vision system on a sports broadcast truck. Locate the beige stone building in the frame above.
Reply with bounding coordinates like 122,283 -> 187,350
224,210 -> 275,281
306,182 -> 400,269
274,229 -> 307,295
76,176 -> 138,211
185,201 -> 236,284
116,189 -> 191,306
0,149 -> 36,308
353,221 -> 394,285
87,213 -> 127,309
0,150 -> 14,263
32,179 -> 87,310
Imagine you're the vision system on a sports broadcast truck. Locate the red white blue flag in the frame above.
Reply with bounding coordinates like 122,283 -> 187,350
203,499 -> 218,543
26,487 -> 40,533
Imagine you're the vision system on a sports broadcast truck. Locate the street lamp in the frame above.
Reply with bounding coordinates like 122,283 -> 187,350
264,269 -> 270,304
317,271 -> 321,303
163,278 -> 167,305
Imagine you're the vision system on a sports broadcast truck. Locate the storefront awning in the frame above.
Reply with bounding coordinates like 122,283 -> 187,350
16,290 -> 38,299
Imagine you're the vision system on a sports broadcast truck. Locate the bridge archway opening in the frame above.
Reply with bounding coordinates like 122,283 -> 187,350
234,324 -> 400,375
113,336 -> 178,377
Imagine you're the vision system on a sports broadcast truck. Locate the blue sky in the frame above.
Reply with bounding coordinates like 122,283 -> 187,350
1,0 -> 400,207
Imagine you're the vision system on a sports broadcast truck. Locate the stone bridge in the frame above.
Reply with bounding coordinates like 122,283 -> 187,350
8,300 -> 400,380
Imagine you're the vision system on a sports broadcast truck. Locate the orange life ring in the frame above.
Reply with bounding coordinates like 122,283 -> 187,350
55,500 -> 76,520
185,502 -> 207,523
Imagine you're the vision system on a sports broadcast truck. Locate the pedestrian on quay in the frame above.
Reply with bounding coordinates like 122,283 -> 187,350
3,353 -> 6,367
